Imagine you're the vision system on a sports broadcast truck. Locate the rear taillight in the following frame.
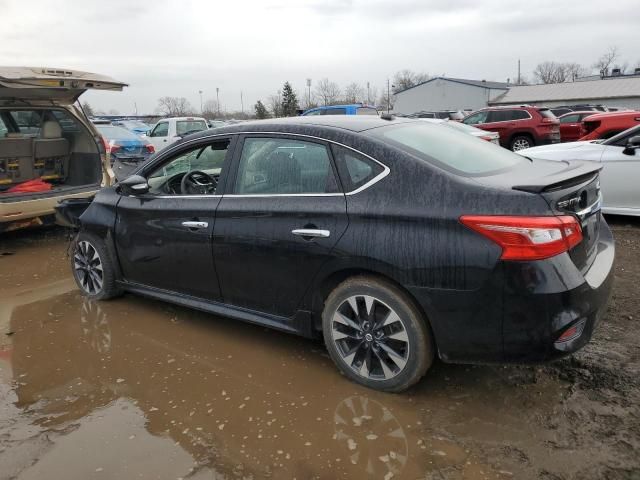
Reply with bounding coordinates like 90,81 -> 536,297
109,144 -> 121,154
460,215 -> 583,260
145,144 -> 155,153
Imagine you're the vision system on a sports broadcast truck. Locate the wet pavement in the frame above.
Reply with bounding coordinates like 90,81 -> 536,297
1,224 -> 639,480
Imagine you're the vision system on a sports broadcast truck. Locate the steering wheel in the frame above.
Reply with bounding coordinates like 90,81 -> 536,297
180,170 -> 217,195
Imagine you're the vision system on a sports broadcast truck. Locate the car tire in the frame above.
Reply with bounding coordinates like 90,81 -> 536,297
322,276 -> 434,392
510,135 -> 534,151
71,232 -> 122,301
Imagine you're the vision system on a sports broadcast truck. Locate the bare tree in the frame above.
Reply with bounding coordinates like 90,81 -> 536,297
379,90 -> 394,112
343,82 -> 365,103
314,78 -> 341,106
156,97 -> 193,116
392,70 -> 429,93
593,46 -> 619,75
367,86 -> 378,106
533,61 -> 569,84
268,92 -> 283,118
81,102 -> 95,117
565,62 -> 588,81
202,99 -> 219,119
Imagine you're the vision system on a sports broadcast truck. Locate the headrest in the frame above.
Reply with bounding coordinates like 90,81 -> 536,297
41,121 -> 62,139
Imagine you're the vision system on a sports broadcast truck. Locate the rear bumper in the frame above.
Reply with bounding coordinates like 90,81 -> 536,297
501,218 -> 614,361
0,186 -> 99,231
409,216 -> 615,364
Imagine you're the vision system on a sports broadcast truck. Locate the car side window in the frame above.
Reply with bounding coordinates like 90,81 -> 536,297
150,122 -> 169,137
331,145 -> 384,192
560,114 -> 580,123
304,110 -> 322,116
234,137 -> 339,195
322,108 -> 347,115
0,116 -> 8,137
9,110 -> 42,136
463,111 -> 488,125
146,140 -> 229,195
487,110 -> 510,122
511,110 -> 530,120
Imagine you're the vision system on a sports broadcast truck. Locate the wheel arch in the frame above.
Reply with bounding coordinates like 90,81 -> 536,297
508,130 -> 535,148
309,267 -> 437,350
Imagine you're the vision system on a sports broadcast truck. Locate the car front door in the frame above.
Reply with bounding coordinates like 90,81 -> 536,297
213,135 -> 348,319
148,121 -> 170,151
559,113 -> 581,141
114,137 -> 234,300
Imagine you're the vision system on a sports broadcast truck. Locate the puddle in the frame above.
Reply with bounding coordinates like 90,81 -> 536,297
1,227 -> 632,479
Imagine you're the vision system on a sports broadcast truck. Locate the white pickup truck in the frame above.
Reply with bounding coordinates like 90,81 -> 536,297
146,116 -> 208,152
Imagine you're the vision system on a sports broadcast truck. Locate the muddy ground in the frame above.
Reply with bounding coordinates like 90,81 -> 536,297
0,218 -> 638,480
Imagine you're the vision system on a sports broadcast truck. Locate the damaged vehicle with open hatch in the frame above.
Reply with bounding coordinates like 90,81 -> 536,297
57,115 -> 615,392
0,67 -> 126,232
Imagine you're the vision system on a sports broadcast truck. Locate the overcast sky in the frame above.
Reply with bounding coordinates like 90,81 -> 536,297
1,0 -> 639,115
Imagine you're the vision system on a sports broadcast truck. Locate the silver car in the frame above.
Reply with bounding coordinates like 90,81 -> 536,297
517,125 -> 640,216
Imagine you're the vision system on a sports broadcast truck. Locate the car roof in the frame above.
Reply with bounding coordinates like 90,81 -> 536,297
581,111 -> 640,120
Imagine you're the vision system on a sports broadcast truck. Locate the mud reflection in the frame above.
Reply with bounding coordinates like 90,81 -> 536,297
1,230 -> 578,479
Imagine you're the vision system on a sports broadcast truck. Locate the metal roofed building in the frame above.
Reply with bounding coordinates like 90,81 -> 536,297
489,76 -> 640,110
392,77 -> 510,114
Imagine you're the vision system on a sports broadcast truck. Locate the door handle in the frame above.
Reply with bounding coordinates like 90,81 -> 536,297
292,228 -> 330,238
182,221 -> 208,229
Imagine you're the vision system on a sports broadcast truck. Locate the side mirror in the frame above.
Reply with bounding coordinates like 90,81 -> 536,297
623,135 -> 640,155
118,175 -> 149,195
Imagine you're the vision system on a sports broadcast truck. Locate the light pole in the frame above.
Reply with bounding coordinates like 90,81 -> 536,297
198,90 -> 203,114
306,78 -> 312,108
366,82 -> 370,105
216,87 -> 220,117
240,91 -> 244,114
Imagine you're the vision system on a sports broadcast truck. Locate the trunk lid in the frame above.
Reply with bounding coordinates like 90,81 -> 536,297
0,67 -> 127,104
475,158 -> 603,272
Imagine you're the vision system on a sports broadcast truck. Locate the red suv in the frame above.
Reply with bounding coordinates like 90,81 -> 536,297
580,111 -> 640,141
462,106 -> 560,151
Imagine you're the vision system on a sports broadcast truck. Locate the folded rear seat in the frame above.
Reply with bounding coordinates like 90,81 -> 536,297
0,134 -> 34,187
33,120 -> 69,181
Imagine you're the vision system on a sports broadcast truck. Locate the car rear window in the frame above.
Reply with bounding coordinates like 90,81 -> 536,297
369,122 -> 527,176
97,125 -> 141,141
176,120 -> 208,135
538,109 -> 556,119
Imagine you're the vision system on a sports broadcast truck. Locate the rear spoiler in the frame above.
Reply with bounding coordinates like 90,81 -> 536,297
512,162 -> 602,194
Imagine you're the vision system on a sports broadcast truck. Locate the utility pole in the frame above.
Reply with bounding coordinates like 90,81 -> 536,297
306,78 -> 312,108
198,90 -> 203,114
386,79 -> 390,113
216,87 -> 220,117
367,82 -> 370,105
517,59 -> 521,85
240,91 -> 244,114
134,102 -> 138,116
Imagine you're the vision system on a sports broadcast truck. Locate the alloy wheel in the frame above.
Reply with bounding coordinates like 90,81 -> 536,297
331,295 -> 410,381
512,138 -> 531,151
74,240 -> 104,295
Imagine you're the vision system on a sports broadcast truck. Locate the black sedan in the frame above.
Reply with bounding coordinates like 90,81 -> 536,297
57,116 -> 614,392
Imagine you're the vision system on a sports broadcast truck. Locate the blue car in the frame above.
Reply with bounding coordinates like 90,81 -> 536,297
96,125 -> 155,181
111,119 -> 152,136
301,104 -> 378,116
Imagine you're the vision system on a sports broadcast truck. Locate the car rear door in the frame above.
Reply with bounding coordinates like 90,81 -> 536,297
213,134 -> 348,319
599,142 -> 640,212
114,137 -> 234,300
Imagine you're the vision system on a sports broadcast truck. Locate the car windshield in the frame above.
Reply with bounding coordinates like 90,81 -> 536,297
368,122 -> 526,176
603,124 -> 640,146
97,125 -> 142,141
176,120 -> 207,135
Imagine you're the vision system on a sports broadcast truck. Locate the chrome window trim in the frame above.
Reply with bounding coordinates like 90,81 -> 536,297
144,131 -> 390,198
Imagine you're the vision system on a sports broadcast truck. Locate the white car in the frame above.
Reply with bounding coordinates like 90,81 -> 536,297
518,126 -> 640,216
147,116 -> 208,152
